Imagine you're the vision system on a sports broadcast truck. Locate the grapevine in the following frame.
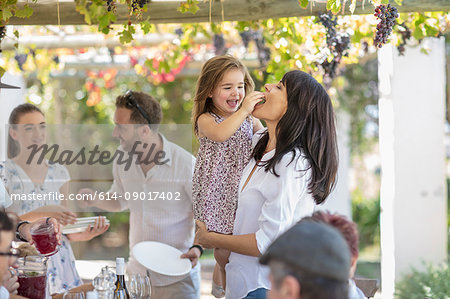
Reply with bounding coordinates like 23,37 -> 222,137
0,27 -> 6,53
396,22 -> 412,55
316,12 -> 350,79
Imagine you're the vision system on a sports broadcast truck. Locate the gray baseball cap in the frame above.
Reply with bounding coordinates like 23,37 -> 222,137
259,220 -> 351,282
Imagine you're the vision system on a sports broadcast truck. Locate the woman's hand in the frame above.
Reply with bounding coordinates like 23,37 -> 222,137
3,270 -> 19,294
195,220 -> 215,249
67,216 -> 109,242
18,218 -> 62,246
30,206 -> 77,226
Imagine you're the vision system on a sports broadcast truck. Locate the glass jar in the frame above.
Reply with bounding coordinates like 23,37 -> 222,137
16,256 -> 48,299
30,218 -> 59,257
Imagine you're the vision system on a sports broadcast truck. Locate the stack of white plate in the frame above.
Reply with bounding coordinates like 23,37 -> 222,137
62,216 -> 110,234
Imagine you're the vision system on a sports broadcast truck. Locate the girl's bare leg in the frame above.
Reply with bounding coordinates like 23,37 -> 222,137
214,248 -> 231,289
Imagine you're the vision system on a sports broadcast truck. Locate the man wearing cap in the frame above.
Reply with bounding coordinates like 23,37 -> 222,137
259,220 -> 351,299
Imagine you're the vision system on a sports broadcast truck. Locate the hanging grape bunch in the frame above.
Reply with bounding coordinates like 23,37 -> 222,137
316,12 -> 350,79
253,31 -> 271,68
0,26 -> 6,53
396,22 -> 412,55
239,31 -> 252,49
131,0 -> 148,12
213,34 -> 227,55
14,54 -> 28,71
106,0 -> 116,13
374,4 -> 399,48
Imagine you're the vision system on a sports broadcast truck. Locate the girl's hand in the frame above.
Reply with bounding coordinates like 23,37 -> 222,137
241,91 -> 265,114
195,220 -> 215,249
67,216 -> 109,242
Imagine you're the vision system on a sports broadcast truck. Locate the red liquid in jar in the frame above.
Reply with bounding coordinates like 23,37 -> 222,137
31,228 -> 58,256
18,274 -> 46,299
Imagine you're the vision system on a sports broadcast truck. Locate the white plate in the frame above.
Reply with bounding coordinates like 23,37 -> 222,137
62,217 -> 109,234
132,241 -> 192,276
62,226 -> 88,234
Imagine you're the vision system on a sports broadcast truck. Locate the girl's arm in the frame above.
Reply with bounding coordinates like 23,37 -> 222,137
195,220 -> 261,257
198,91 -> 264,142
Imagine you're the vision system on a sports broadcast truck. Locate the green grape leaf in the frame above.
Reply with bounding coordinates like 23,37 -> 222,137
14,30 -> 19,39
15,5 -> 33,18
178,0 -> 199,14
298,0 -> 309,8
1,9 -> 13,21
420,47 -> 429,55
0,67 -> 5,78
327,0 -> 341,14
424,24 -> 439,37
141,19 -> 153,34
412,27 -> 424,40
119,29 -> 133,44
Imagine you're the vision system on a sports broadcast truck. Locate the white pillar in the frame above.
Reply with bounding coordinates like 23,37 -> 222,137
0,72 -> 25,160
378,37 -> 447,299
318,110 -> 352,219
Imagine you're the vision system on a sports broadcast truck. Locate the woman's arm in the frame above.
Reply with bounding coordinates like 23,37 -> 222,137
18,205 -> 76,225
195,220 -> 261,257
66,216 -> 109,242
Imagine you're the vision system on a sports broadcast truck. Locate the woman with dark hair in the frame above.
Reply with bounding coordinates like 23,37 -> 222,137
195,70 -> 338,298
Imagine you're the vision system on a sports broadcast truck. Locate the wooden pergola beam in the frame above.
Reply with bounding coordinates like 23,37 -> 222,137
9,0 -> 450,26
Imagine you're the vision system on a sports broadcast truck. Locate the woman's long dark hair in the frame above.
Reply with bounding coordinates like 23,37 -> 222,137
253,70 -> 338,204
7,103 -> 44,159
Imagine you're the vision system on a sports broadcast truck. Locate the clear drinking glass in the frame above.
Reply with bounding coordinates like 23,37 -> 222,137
140,275 -> 151,299
62,291 -> 86,299
127,274 -> 141,299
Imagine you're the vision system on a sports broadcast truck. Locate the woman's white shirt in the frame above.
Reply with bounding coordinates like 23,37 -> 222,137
225,130 -> 315,299
0,286 -> 10,299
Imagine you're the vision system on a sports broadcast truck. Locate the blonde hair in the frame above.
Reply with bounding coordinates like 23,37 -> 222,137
192,55 -> 254,136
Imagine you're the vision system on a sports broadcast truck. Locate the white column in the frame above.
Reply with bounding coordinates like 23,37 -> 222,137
318,110 -> 352,219
0,72 -> 25,160
378,37 -> 447,299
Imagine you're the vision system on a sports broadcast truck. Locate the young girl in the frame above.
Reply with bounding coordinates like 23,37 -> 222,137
192,55 -> 264,297
0,103 -> 109,295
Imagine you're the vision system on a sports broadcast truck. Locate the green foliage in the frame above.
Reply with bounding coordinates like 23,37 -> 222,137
395,262 -> 450,299
447,178 -> 450,255
335,59 -> 379,156
327,0 -> 342,14
178,0 -> 200,14
298,0 -> 309,9
352,189 -> 380,251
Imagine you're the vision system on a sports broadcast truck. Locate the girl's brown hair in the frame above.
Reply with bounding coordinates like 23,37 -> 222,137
7,103 -> 44,159
192,55 -> 254,136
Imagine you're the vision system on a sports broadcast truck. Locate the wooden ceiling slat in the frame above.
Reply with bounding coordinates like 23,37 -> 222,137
8,0 -> 450,26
